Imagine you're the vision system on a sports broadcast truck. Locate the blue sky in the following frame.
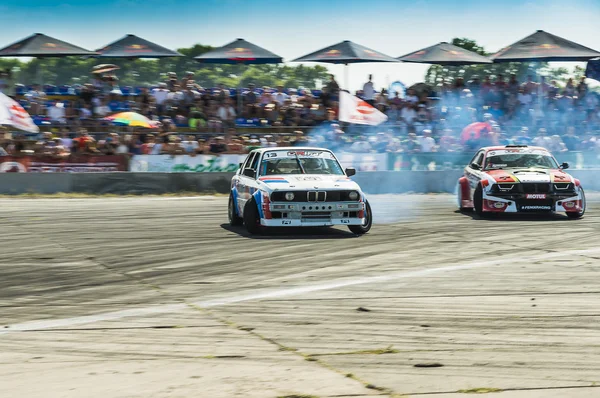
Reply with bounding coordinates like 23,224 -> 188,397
1,0 -> 599,90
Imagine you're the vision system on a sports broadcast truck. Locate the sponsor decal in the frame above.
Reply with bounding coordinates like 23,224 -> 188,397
526,194 -> 547,199
225,47 -> 254,57
521,205 -> 552,210
363,49 -> 383,58
0,161 -> 26,173
317,49 -> 341,58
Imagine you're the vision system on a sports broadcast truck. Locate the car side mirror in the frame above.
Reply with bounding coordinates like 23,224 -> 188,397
560,162 -> 569,170
243,168 -> 256,178
470,162 -> 481,170
345,167 -> 356,177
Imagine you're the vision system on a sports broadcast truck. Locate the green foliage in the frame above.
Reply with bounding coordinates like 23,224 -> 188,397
424,37 -> 584,87
0,44 -> 329,89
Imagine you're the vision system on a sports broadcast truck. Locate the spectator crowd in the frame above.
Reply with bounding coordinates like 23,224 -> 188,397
2,69 -> 600,157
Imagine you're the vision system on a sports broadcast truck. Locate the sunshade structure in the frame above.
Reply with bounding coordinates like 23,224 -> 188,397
0,33 -> 97,57
0,92 -> 39,133
0,33 -> 97,86
195,38 -> 283,112
585,58 -> 600,81
194,38 -> 283,64
491,30 -> 600,62
398,42 -> 492,65
95,34 -> 184,58
291,40 -> 398,89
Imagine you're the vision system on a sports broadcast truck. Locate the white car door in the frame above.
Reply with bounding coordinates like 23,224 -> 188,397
237,151 -> 260,213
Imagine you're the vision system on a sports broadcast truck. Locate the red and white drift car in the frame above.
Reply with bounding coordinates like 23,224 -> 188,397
457,145 -> 586,218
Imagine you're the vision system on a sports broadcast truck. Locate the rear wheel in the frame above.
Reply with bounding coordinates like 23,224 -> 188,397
228,194 -> 243,226
243,197 -> 263,234
567,187 -> 586,219
473,183 -> 484,216
349,200 -> 372,235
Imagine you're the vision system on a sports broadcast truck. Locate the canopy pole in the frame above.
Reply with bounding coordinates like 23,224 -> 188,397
344,63 -> 349,92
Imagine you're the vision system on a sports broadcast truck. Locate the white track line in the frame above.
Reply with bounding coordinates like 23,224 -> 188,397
2,248 -> 599,335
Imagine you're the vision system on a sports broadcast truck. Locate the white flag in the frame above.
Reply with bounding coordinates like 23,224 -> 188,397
0,92 -> 39,133
338,90 -> 388,126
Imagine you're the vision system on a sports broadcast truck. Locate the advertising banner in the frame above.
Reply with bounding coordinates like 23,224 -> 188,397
130,154 -> 247,172
0,155 -> 128,172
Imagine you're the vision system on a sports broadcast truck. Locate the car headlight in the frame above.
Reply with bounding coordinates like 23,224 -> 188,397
285,192 -> 295,201
348,191 -> 359,200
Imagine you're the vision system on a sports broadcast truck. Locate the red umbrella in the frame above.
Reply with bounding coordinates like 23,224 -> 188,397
461,122 -> 492,143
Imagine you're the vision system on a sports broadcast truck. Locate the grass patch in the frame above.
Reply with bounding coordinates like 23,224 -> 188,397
458,388 -> 503,394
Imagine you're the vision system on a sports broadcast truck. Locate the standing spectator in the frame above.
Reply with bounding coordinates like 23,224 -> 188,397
272,86 -> 289,105
209,136 -> 229,154
362,75 -> 375,105
321,74 -> 339,107
562,126 -> 580,151
182,135 -> 199,154
152,83 -> 169,115
532,128 -> 552,149
47,101 -> 67,125
217,99 -> 236,128
418,129 -> 436,152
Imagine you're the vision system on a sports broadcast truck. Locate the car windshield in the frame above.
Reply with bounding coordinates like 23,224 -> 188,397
485,152 -> 559,170
259,150 -> 345,176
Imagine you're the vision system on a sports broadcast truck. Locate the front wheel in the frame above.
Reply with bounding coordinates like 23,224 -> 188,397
567,187 -> 586,219
243,196 -> 263,234
473,183 -> 484,216
349,200 -> 372,235
228,194 -> 243,226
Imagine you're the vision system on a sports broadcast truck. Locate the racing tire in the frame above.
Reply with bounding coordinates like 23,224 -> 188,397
228,194 -> 243,226
566,187 -> 586,219
243,197 -> 263,234
456,181 -> 472,212
473,183 -> 485,217
349,200 -> 372,235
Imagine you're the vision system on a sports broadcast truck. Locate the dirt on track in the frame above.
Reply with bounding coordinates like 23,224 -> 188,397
1,194 -> 600,398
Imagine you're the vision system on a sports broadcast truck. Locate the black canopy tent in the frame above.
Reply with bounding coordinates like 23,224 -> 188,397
0,33 -> 97,86
491,30 -> 600,109
95,34 -> 184,58
291,40 -> 398,90
195,38 -> 283,113
398,42 -> 492,65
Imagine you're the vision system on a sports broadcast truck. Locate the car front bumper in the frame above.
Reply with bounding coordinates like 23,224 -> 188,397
261,201 -> 366,227
482,192 -> 583,213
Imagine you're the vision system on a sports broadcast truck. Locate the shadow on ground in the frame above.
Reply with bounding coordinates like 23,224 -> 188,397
220,224 -> 361,239
454,209 -> 576,222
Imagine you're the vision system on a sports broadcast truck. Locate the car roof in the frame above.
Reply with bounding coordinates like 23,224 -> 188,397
482,145 -> 549,152
252,147 -> 331,153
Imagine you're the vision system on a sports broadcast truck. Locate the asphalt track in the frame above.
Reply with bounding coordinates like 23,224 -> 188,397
2,194 -> 600,398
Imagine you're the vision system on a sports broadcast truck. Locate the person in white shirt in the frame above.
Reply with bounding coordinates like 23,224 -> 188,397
532,128 -> 552,149
47,101 -> 66,124
350,136 -> 372,153
152,83 -> 169,113
362,75 -> 375,105
418,129 -> 436,153
272,86 -> 289,105
217,100 -> 236,126
400,104 -> 417,125
182,135 -> 199,154
404,88 -> 419,104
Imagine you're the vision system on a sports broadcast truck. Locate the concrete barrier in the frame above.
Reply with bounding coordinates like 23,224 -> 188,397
0,171 -> 599,195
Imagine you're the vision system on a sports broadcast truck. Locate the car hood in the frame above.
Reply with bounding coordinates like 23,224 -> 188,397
258,174 -> 361,191
485,168 -> 573,183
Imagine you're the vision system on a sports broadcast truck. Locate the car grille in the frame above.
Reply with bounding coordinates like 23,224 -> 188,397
520,183 -> 551,193
271,190 -> 357,202
301,212 -> 331,222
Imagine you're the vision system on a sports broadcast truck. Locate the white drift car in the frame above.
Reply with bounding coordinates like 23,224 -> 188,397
229,147 -> 372,235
